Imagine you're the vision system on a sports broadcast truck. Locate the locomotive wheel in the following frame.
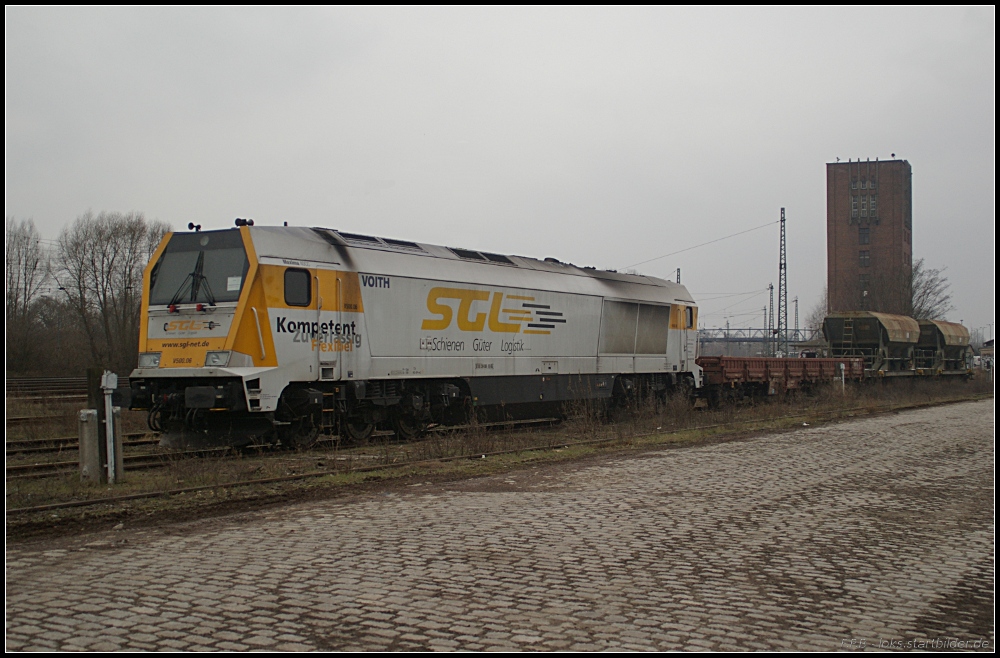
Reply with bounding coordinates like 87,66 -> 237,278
444,396 -> 474,426
281,413 -> 320,449
392,413 -> 425,440
343,418 -> 375,443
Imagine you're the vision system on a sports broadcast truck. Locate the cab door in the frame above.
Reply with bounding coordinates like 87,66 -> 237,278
313,270 -> 327,380
682,306 -> 697,370
315,270 -> 363,382
315,271 -> 338,381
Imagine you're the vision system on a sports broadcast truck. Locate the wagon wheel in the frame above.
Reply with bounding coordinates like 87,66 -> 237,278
342,418 -> 375,443
392,412 -> 426,441
706,386 -> 722,409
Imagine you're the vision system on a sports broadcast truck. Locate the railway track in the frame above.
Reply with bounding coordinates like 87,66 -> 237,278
6,433 -> 160,455
6,377 -> 131,399
5,393 -> 992,514
6,448 -> 234,480
0,407 -> 892,503
7,414 -> 82,428
5,417 -> 560,480
7,377 -> 89,397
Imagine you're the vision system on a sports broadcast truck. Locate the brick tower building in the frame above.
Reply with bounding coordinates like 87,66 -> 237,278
826,158 -> 912,315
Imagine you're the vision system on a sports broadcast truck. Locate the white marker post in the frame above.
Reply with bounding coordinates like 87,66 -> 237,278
101,371 -> 118,484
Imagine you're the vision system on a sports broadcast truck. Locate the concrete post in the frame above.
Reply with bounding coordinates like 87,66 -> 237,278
79,409 -> 101,482
79,404 -> 123,483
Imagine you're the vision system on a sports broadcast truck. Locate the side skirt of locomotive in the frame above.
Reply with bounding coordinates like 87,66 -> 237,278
316,372 -> 692,443
132,371 -> 696,449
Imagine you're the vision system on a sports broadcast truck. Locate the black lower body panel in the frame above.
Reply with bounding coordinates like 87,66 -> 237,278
466,374 -> 614,406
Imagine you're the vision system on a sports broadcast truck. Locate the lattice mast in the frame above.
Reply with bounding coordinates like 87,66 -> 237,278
778,208 -> 788,356
793,296 -> 799,343
768,283 -> 774,356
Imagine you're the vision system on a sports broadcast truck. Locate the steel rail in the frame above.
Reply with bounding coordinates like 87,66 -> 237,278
6,448 -> 234,480
7,393 -> 993,502
6,434 -> 160,456
9,394 -> 990,515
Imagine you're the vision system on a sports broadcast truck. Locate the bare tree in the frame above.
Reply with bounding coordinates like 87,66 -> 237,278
5,217 -> 48,373
854,261 -> 912,316
29,295 -> 95,376
54,211 -> 169,373
910,258 -> 953,319
969,327 -> 985,352
804,286 -> 828,332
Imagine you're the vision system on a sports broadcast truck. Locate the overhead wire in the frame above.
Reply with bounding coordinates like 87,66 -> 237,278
692,290 -> 767,301
699,288 -> 771,322
624,219 -> 779,270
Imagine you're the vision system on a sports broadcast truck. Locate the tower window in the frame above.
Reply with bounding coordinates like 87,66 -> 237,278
859,227 -> 870,245
859,250 -> 870,267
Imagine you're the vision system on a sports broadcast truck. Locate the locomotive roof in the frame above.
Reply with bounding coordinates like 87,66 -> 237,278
235,225 -> 697,306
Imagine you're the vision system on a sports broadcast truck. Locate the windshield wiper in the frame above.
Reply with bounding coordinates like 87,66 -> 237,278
195,273 -> 217,306
167,251 -> 216,306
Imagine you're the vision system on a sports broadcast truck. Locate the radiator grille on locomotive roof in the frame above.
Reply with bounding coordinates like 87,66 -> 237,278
381,238 -> 424,252
482,253 -> 515,265
449,248 -> 517,265
449,248 -> 487,261
338,232 -> 382,245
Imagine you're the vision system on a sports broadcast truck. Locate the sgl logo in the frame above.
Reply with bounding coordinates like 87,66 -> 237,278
421,287 -> 565,335
162,320 -> 221,332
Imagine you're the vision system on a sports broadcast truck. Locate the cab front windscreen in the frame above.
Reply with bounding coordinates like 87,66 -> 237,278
149,230 -> 250,305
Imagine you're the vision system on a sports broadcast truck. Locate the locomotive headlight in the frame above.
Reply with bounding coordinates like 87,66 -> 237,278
138,352 -> 161,368
204,351 -> 232,367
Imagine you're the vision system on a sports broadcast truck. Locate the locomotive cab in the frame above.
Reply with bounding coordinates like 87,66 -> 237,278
129,227 -> 278,445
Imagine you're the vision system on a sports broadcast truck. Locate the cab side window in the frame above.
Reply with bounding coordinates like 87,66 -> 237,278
285,268 -> 311,306
686,306 -> 694,329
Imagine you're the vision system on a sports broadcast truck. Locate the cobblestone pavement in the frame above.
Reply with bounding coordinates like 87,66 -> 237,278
6,400 -> 994,651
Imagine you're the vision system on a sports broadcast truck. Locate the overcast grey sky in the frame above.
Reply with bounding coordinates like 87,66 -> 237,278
5,7 -> 995,334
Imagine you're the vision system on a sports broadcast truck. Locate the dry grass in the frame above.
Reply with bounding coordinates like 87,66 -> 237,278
5,400 -> 149,441
6,374 -> 992,524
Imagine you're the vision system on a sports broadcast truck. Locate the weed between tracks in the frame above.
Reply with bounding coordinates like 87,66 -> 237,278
4,401 -> 149,442
6,373 -> 993,537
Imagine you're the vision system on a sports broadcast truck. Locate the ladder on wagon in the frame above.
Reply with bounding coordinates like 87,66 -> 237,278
839,317 -> 873,370
841,317 -> 855,357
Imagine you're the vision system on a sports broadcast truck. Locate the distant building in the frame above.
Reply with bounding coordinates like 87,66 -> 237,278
826,159 -> 912,315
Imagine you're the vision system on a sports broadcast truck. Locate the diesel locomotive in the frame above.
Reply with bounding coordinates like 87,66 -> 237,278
129,224 -> 702,447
